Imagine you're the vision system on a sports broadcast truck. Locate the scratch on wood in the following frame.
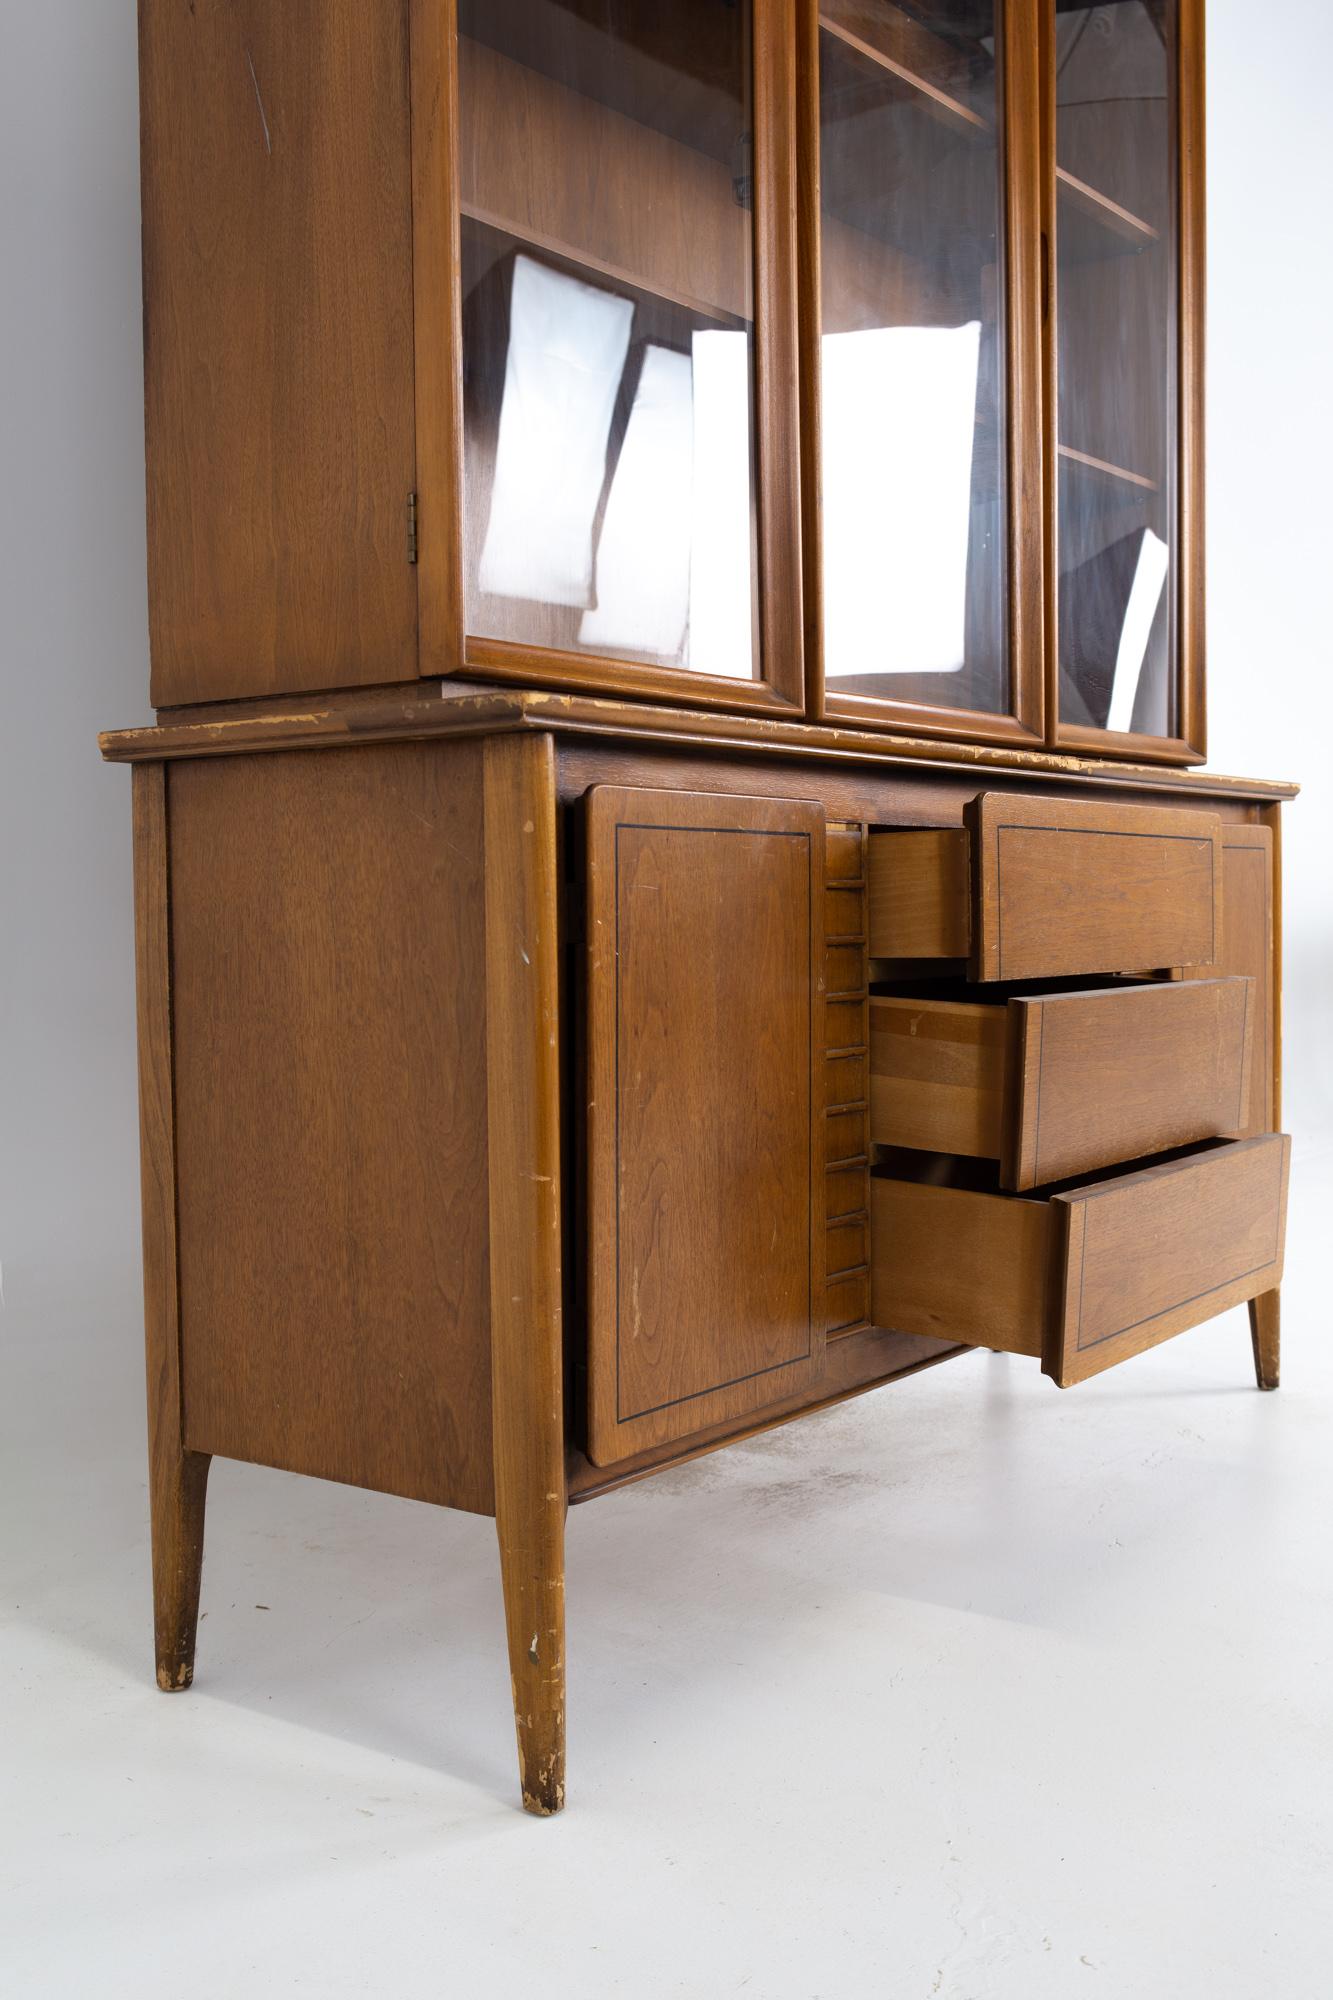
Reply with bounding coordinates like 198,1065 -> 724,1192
245,47 -> 273,156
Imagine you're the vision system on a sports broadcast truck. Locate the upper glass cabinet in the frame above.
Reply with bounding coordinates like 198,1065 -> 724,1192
452,0 -> 802,710
435,0 -> 1202,758
1052,0 -> 1189,751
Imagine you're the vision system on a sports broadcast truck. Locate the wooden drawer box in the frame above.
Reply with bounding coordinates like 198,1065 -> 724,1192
870,976 -> 1254,1189
871,1134 -> 1290,1387
868,794 -> 1223,979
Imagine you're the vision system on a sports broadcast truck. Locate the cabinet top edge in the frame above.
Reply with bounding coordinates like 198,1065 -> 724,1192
99,687 -> 1300,802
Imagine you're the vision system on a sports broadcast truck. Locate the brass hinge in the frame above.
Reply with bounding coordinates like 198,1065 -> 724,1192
407,491 -> 419,565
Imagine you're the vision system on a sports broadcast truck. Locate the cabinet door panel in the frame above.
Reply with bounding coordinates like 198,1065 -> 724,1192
586,786 -> 825,1464
441,0 -> 802,713
1050,0 -> 1204,760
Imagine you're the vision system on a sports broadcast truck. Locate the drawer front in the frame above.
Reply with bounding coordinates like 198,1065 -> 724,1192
870,976 -> 1253,1189
1007,976 -> 1253,1188
968,793 -> 1222,980
1052,1134 -> 1290,1385
867,795 -> 1224,977
871,1134 -> 1290,1387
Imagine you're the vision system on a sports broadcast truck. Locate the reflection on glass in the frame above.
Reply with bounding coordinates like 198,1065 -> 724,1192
458,0 -> 760,678
819,0 -> 1008,713
823,323 -> 981,677
1056,2 -> 1177,737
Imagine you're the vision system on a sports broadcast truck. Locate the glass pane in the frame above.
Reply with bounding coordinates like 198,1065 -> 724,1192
819,1 -> 1009,714
457,1 -> 760,680
1055,1 -> 1177,737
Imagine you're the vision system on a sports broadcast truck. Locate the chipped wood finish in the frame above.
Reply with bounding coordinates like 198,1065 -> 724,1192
98,691 -> 1300,804
484,734 -> 567,1816
132,763 -> 210,1693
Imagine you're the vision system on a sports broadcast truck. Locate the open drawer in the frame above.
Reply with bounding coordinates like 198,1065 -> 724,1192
871,1134 -> 1290,1387
868,793 -> 1223,979
870,976 -> 1254,1190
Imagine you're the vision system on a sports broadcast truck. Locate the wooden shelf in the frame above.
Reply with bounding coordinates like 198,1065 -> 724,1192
460,207 -> 746,329
459,35 -> 752,328
1058,444 -> 1160,494
1057,168 -> 1160,262
819,5 -> 991,142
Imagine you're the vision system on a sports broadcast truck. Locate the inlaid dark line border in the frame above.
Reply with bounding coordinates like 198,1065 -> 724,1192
994,822 -> 1217,979
1073,1138 -> 1285,1352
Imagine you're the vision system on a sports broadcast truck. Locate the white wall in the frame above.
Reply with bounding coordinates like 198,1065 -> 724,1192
0,0 -> 1329,1307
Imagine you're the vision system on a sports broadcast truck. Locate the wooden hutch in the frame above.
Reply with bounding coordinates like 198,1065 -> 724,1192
104,0 -> 1293,1814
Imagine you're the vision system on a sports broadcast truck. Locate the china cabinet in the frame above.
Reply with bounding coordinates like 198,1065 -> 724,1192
106,0 -> 1292,1814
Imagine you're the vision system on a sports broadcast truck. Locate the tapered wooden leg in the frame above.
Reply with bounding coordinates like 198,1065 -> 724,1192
495,1470 -> 566,1817
1249,1289 -> 1280,1391
150,1449 -> 211,1689
484,734 -> 567,1816
134,762 -> 211,1692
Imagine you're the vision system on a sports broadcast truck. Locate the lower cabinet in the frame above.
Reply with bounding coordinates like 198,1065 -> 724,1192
582,780 -> 1288,1466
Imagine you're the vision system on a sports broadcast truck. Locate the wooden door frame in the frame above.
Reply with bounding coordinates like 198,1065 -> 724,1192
802,0 -> 1048,750
1045,0 -> 1207,766
411,0 -> 807,718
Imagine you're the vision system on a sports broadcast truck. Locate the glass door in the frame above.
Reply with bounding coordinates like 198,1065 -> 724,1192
1049,0 -> 1203,758
808,0 -> 1044,743
448,0 -> 802,711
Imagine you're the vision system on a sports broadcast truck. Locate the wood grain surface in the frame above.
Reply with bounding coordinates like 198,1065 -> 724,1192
1007,976 -> 1253,1188
968,792 -> 1223,978
483,734 -> 568,1815
168,743 -> 493,1511
139,0 -> 418,703
585,785 -> 826,1463
133,763 -> 211,1692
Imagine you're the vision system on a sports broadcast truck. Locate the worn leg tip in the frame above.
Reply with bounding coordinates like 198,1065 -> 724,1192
156,1659 -> 194,1692
521,1786 -> 566,1818
1256,1376 -> 1280,1392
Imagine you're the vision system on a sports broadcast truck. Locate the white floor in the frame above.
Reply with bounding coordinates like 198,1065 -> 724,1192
3,1159 -> 1330,2000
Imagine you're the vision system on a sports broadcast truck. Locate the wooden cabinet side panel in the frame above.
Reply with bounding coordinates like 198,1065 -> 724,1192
140,0 -> 419,704
168,743 -> 493,1511
586,787 -> 825,1464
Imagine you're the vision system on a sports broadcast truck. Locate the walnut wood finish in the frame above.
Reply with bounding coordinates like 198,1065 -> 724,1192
873,1133 -> 1290,1387
866,828 -> 971,958
133,763 -> 210,1693
98,690 -> 1299,805
585,786 -> 826,1464
966,791 -> 1222,979
483,734 -> 568,1816
1005,976 -> 1252,1188
823,823 -> 871,1333
870,977 -> 1253,1188
1051,1134 -> 1289,1387
138,0 -> 419,705
167,744 -> 493,1512
870,995 -> 1006,1160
